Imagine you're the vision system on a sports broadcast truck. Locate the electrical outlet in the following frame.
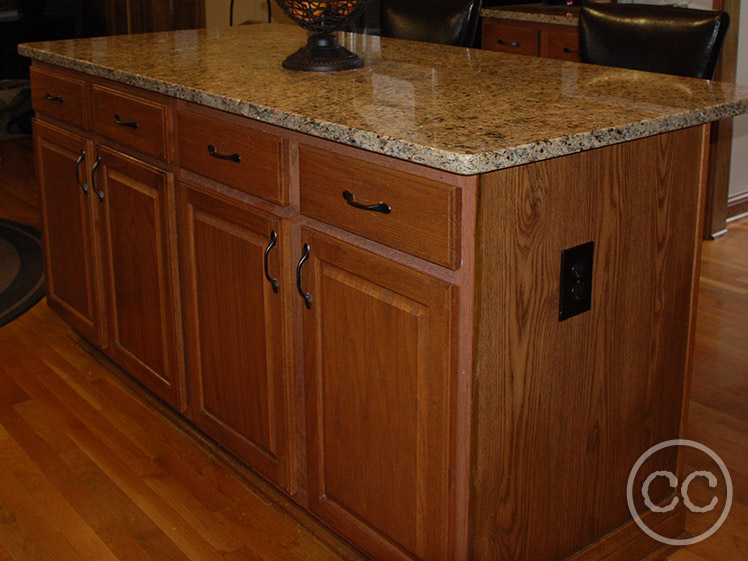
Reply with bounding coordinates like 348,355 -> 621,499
559,241 -> 594,321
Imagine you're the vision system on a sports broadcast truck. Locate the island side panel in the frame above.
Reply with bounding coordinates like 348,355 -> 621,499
470,126 -> 708,561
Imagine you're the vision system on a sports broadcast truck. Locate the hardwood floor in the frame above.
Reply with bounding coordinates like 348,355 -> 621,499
1,136 -> 746,560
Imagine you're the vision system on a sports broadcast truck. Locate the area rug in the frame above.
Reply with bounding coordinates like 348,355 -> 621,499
0,219 -> 45,327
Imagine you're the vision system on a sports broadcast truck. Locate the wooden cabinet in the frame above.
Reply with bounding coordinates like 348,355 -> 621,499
177,108 -> 288,205
32,61 -> 708,561
178,180 -> 295,491
34,121 -> 105,347
482,18 -> 580,62
301,229 -> 457,561
95,146 -> 184,407
299,145 -> 462,269
30,66 -> 90,131
92,83 -> 174,162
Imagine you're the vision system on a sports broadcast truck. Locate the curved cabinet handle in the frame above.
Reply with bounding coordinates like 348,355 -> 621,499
207,144 -> 241,163
497,38 -> 521,48
563,47 -> 579,54
113,114 -> 138,129
264,230 -> 279,294
44,92 -> 64,103
342,190 -> 391,214
90,156 -> 104,201
296,243 -> 312,310
75,150 -> 88,195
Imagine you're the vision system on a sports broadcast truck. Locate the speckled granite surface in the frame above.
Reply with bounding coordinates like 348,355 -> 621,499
18,24 -> 748,175
481,4 -> 579,26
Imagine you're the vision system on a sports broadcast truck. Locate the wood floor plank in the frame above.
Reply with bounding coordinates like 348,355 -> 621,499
0,401 -> 165,561
0,437 -> 121,561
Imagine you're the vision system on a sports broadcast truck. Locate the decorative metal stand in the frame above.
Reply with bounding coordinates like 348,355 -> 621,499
274,1 -> 370,71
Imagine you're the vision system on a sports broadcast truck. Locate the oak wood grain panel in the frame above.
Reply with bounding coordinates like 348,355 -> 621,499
299,145 -> 461,270
302,229 -> 457,561
481,19 -> 539,56
542,27 -> 581,62
92,84 -> 173,162
30,65 -> 90,131
34,121 -> 104,347
470,127 -> 707,561
96,146 -> 184,409
177,108 -> 288,206
178,180 -> 295,492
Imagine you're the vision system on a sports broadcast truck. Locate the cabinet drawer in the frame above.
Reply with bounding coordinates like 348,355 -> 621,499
30,66 -> 89,130
177,109 -> 287,205
544,28 -> 581,62
299,145 -> 461,269
482,19 -> 538,56
92,83 -> 172,162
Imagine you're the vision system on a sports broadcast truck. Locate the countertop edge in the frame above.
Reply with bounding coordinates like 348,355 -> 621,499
481,6 -> 579,26
19,43 -> 748,176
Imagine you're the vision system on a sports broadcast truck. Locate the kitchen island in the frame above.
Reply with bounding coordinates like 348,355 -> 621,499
20,24 -> 748,561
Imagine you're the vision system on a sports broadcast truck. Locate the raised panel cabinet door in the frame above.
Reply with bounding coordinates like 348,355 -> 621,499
34,121 -> 104,347
301,229 -> 457,561
178,181 -> 295,492
94,146 -> 184,409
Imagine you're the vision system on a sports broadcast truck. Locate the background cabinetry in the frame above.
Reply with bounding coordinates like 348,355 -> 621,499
482,18 -> 580,62
104,0 -> 204,34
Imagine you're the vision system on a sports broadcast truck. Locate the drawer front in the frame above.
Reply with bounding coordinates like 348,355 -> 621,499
544,28 -> 581,62
299,145 -> 461,269
92,83 -> 172,162
177,109 -> 287,205
30,66 -> 89,130
482,19 -> 539,56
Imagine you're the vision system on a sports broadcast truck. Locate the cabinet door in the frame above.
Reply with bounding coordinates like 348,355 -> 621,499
94,146 -> 184,409
34,121 -> 105,346
301,230 -> 457,561
178,181 -> 295,491
541,28 -> 581,62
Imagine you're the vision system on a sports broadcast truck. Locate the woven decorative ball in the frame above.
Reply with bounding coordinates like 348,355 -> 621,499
275,1 -> 367,32
275,0 -> 371,71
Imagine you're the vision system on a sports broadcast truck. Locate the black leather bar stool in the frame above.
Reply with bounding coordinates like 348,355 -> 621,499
579,2 -> 729,79
377,0 -> 483,47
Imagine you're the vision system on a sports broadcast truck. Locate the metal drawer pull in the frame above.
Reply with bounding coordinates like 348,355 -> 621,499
264,230 -> 279,293
296,243 -> 312,309
342,190 -> 391,214
90,156 -> 104,201
563,47 -> 579,54
207,144 -> 241,163
497,38 -> 521,47
44,92 -> 64,103
113,114 -> 138,129
75,150 -> 88,195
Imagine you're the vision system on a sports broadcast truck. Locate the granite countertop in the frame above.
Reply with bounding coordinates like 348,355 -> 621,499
481,4 -> 580,26
19,24 -> 748,175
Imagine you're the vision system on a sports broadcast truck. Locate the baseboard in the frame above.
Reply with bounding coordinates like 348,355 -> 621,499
566,506 -> 686,561
727,191 -> 748,221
